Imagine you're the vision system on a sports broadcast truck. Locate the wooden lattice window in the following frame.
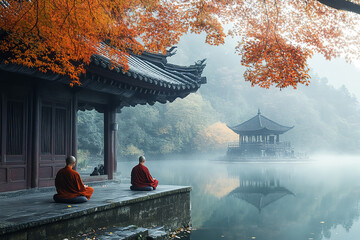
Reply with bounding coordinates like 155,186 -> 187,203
41,104 -> 67,155
6,100 -> 24,155
41,106 -> 52,154
0,96 -> 2,161
55,108 -> 66,155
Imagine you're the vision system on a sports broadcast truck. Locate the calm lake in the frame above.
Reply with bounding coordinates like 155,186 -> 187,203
117,156 -> 360,240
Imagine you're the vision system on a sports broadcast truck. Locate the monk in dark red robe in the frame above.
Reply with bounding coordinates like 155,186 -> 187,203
53,156 -> 94,203
131,156 -> 159,190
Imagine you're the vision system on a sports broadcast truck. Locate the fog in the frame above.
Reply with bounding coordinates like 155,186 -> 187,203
77,33 -> 360,164
76,34 -> 360,239
115,158 -> 360,240
169,33 -> 360,155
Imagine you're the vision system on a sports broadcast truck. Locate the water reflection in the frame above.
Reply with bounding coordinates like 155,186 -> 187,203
117,159 -> 360,240
228,178 -> 294,212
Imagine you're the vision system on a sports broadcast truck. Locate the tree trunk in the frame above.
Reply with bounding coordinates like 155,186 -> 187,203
317,0 -> 360,15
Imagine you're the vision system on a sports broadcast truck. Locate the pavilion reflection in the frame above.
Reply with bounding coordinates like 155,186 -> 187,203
226,167 -> 295,212
192,163 -> 360,240
228,180 -> 294,212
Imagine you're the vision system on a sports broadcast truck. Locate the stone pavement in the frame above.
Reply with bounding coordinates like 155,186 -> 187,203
0,182 -> 191,239
72,225 -> 169,240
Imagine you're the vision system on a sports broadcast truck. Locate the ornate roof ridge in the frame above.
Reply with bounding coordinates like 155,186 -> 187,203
259,114 -> 294,129
258,108 -> 263,128
228,110 -> 294,134
134,48 -> 207,76
230,114 -> 260,129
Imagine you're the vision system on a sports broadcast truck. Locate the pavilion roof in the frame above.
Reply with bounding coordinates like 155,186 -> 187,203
0,46 -> 207,111
228,109 -> 293,135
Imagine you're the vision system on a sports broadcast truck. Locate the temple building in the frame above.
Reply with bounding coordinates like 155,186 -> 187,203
227,109 -> 294,158
0,47 -> 206,192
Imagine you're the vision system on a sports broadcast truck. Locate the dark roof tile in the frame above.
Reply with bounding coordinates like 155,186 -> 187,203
229,110 -> 293,135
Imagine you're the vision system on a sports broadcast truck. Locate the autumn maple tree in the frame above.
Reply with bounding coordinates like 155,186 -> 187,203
1,0 -> 360,88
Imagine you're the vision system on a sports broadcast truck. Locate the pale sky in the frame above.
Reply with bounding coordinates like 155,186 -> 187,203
308,55 -> 360,102
172,33 -> 360,102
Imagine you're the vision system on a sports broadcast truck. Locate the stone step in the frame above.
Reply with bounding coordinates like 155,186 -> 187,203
73,225 -> 170,240
148,226 -> 168,240
88,225 -> 148,240
0,184 -> 191,240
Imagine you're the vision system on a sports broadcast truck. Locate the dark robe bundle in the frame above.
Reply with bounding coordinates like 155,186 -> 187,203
131,164 -> 159,189
55,166 -> 94,199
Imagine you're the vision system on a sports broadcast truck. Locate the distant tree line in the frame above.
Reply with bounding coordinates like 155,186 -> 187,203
78,35 -> 360,158
78,71 -> 360,159
78,94 -> 238,160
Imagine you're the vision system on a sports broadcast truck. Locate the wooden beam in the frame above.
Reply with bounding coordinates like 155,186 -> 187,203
317,0 -> 360,15
104,106 -> 116,179
1,93 -> 5,165
113,116 -> 117,173
31,88 -> 40,188
71,92 -> 78,169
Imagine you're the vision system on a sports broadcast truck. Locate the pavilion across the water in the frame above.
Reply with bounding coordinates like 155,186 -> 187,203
227,110 -> 294,158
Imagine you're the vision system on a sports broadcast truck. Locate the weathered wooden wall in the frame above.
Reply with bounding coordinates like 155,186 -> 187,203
0,71 -> 117,192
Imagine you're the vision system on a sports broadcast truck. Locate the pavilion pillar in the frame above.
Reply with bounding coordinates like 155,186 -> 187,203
31,90 -> 40,188
104,106 -> 117,180
71,93 -> 78,169
113,113 -> 118,173
276,134 -> 279,143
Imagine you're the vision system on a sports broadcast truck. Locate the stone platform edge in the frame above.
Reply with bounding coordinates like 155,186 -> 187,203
0,186 -> 192,236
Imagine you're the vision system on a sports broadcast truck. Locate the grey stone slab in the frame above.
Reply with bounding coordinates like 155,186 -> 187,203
148,226 -> 168,240
0,183 -> 191,236
74,225 -> 151,240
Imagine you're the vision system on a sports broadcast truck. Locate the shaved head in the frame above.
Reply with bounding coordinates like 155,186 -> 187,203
66,156 -> 76,165
139,156 -> 145,163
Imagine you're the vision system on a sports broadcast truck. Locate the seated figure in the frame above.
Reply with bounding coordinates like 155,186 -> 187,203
130,156 -> 159,191
90,166 -> 99,176
53,156 -> 94,203
98,164 -> 105,175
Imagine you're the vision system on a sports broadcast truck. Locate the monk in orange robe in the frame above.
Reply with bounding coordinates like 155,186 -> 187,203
53,156 -> 94,203
131,156 -> 159,191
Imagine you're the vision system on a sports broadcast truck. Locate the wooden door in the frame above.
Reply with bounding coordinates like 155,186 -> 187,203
0,96 -> 29,192
38,102 -> 70,187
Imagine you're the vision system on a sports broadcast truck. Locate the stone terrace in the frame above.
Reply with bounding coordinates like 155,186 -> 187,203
0,183 -> 191,240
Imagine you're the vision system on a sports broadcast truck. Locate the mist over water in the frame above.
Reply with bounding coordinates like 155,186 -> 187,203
118,156 -> 360,240
75,31 -> 360,240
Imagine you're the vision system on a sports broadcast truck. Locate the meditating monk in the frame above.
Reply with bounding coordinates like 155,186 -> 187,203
131,156 -> 159,191
53,156 -> 94,203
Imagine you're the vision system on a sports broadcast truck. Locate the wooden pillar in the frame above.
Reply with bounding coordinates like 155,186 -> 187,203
104,106 -> 116,180
71,93 -> 78,169
31,90 -> 40,188
113,113 -> 118,173
276,134 -> 279,143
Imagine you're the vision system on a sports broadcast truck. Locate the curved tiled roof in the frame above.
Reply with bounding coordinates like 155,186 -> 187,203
90,44 -> 206,90
229,109 -> 293,135
83,47 -> 207,108
0,45 -> 207,110
90,50 -> 205,91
